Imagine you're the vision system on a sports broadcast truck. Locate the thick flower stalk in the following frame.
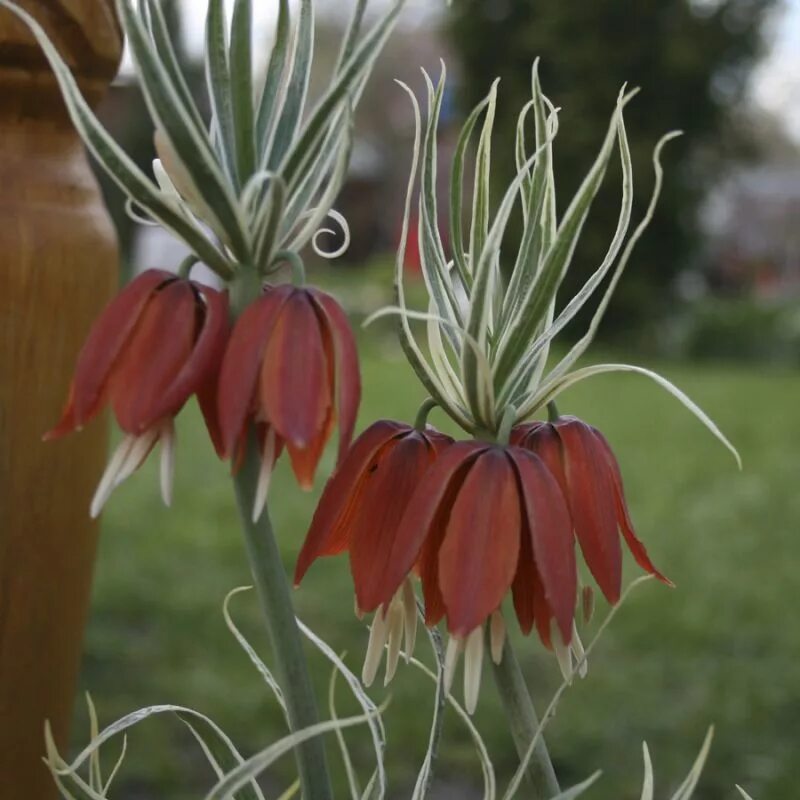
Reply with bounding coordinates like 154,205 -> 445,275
45,269 -> 227,517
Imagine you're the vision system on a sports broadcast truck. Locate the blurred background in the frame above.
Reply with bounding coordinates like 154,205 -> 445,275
76,0 -> 799,797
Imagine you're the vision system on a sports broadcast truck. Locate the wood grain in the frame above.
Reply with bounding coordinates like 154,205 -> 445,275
0,2 -> 121,797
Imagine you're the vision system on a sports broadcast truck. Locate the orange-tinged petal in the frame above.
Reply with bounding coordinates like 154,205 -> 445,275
385,441 -> 488,623
45,269 -> 172,439
262,290 -> 331,452
557,419 -> 622,604
110,280 -> 197,433
349,432 -> 436,612
592,427 -> 673,587
310,289 -> 361,465
509,448 -> 576,643
511,513 -> 539,636
438,449 -> 522,636
217,286 -> 292,457
294,420 -> 406,585
286,405 -> 336,490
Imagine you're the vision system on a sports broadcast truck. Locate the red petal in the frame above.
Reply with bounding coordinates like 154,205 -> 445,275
110,280 -> 198,433
217,286 -> 291,457
438,449 -> 522,636
149,285 -> 229,441
262,290 -> 331,454
294,421 -> 407,585
592,427 -> 673,587
349,432 -> 437,612
509,448 -> 576,643
286,406 -> 336,490
384,441 -> 488,624
45,270 -> 172,438
511,513 -> 539,636
557,418 -> 623,604
510,421 -> 547,447
310,290 -> 361,465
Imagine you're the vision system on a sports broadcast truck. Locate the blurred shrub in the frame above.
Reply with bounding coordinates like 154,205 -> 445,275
664,297 -> 800,364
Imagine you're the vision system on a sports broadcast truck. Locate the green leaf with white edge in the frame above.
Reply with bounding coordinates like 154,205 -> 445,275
670,728 -> 714,800
254,177 -> 288,271
736,786 -> 756,800
328,665 -> 362,800
427,299 -> 468,411
469,79 -> 499,285
276,780 -> 301,800
297,619 -> 387,797
640,743 -> 655,800
492,87 -> 634,389
392,74 -> 475,430
268,0 -> 314,170
231,0 -> 257,184
546,772 -> 603,800
205,0 -> 238,184
462,144 -> 549,430
204,707 -> 383,800
337,0 -> 369,73
282,0 -> 404,186
180,716 -> 266,800
255,0 -> 291,159
142,0 -> 208,136
118,0 -> 250,258
528,362 -> 741,468
223,588 -> 288,722
498,98 -> 635,407
449,87 -> 495,289
529,131 -> 681,404
0,0 -> 233,279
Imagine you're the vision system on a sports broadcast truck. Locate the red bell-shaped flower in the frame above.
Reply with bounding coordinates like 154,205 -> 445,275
46,269 -> 229,517
295,420 -> 452,686
382,442 -> 578,711
217,285 -> 361,518
512,416 -> 672,605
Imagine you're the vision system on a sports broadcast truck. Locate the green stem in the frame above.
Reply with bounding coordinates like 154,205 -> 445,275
490,637 -> 560,798
233,436 -> 333,800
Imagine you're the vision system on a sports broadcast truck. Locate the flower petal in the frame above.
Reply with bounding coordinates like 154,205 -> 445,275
262,290 -> 331,451
438,449 -> 522,636
592,427 -> 673,587
310,289 -> 361,465
294,420 -> 407,585
45,269 -> 172,438
509,448 -> 576,644
386,441 -> 488,625
218,286 -> 291,457
110,280 -> 198,433
557,418 -> 623,604
349,432 -> 436,612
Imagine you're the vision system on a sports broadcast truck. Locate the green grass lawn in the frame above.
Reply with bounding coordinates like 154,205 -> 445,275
75,287 -> 800,799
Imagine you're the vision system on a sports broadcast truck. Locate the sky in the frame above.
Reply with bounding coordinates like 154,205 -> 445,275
127,0 -> 800,143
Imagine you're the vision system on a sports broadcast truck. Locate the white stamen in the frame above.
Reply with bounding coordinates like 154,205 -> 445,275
354,597 -> 365,621
463,627 -> 485,715
90,435 -> 137,518
401,579 -> 418,664
252,428 -> 277,523
384,599 -> 405,686
490,611 -> 506,665
362,606 -> 389,688
159,419 -> 176,507
581,585 -> 595,625
114,426 -> 160,488
571,624 -> 588,679
552,621 -> 574,684
443,636 -> 464,694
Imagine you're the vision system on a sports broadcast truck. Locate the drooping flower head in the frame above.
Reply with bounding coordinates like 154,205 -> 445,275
512,416 -> 673,604
295,419 -> 452,686
218,285 -> 360,519
46,269 -> 229,517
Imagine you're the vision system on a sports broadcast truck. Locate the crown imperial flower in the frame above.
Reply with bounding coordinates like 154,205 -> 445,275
218,285 -> 361,518
512,416 -> 672,603
46,269 -> 228,517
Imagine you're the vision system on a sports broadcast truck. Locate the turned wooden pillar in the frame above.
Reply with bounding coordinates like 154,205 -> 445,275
0,3 -> 121,797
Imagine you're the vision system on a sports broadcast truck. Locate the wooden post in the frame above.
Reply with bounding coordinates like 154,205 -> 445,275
0,3 -> 121,797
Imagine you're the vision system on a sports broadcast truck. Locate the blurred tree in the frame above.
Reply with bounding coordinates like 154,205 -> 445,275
447,0 -> 776,337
